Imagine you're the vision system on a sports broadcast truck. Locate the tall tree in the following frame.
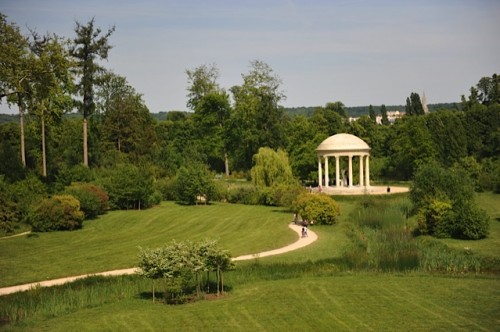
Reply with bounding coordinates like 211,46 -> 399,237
186,64 -> 231,175
386,116 -> 437,180
285,115 -> 323,181
250,147 -> 294,187
425,110 -> 467,167
186,63 -> 219,110
405,92 -> 424,116
380,104 -> 390,125
325,101 -> 348,118
194,91 -> 231,175
229,60 -> 287,170
310,103 -> 346,136
101,90 -> 156,159
71,18 -> 115,167
0,13 -> 31,167
26,32 -> 74,177
476,73 -> 500,105
96,72 -> 156,162
368,104 -> 376,122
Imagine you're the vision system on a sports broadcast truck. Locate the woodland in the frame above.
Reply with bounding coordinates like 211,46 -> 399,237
0,13 -> 499,237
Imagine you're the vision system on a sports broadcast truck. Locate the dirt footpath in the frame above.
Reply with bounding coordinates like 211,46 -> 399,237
0,223 -> 317,296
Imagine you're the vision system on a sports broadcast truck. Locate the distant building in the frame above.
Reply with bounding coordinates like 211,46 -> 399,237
422,92 -> 429,114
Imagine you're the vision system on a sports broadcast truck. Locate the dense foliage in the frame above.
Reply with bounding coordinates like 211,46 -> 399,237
251,147 -> 294,187
293,193 -> 340,225
28,195 -> 84,231
0,12 -> 498,239
411,162 -> 490,239
138,239 -> 233,302
63,183 -> 109,219
175,163 -> 218,205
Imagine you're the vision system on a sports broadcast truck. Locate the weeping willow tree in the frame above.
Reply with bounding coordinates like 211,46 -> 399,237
250,147 -> 294,187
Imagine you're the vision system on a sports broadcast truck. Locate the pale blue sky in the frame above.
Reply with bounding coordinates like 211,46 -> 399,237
1,0 -> 499,113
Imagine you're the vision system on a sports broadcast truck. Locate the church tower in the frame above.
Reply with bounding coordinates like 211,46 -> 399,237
422,92 -> 429,114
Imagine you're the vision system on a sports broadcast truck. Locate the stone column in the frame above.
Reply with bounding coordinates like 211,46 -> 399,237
325,156 -> 329,187
335,155 -> 340,188
318,156 -> 322,188
348,154 -> 353,188
359,155 -> 364,187
365,155 -> 370,187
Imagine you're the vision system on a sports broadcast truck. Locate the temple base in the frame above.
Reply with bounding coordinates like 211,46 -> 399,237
316,185 -> 409,196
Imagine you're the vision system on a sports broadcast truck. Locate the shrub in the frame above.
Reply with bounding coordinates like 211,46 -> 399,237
451,203 -> 490,240
29,195 -> 84,232
149,190 -> 163,206
175,163 -> 217,205
417,198 -> 453,237
54,164 -> 95,191
64,183 -> 109,219
226,186 -> 261,205
154,176 -> 178,201
98,164 -> 154,210
9,173 -> 47,222
411,162 -> 489,239
269,183 -> 307,208
0,193 -> 19,234
250,147 -> 295,187
293,193 -> 340,225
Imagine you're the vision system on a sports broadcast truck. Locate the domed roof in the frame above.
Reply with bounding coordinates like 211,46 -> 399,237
316,133 -> 370,154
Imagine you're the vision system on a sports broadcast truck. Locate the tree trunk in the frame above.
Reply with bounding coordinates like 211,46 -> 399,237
19,102 -> 26,167
224,152 -> 229,177
216,267 -> 220,296
152,280 -> 155,303
83,118 -> 88,167
41,109 -> 47,177
221,271 -> 224,294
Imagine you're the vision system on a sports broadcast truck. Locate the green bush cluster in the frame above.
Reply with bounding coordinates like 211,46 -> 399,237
28,195 -> 84,232
226,185 -> 262,205
411,162 -> 490,239
175,163 -> 219,205
64,183 -> 109,219
293,193 -> 340,225
138,239 -> 234,302
98,163 -> 155,210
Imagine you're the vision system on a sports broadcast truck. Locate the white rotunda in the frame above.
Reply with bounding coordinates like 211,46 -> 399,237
316,133 -> 371,190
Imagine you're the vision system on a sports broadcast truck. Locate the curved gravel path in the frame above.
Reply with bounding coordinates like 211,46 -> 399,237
0,223 -> 317,296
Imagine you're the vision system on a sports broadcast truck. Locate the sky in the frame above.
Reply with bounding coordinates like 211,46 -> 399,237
1,0 -> 499,114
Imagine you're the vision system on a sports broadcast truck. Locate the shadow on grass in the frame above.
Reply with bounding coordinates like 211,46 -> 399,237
138,281 -> 233,305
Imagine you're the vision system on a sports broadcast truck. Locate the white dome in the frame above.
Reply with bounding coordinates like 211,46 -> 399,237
316,133 -> 370,154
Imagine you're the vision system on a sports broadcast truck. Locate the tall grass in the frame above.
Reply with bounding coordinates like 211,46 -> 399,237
418,239 -> 482,273
343,196 -> 419,271
0,275 -> 148,325
342,195 -> 486,273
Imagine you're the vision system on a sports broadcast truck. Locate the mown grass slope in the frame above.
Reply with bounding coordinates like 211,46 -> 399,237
3,275 -> 498,331
0,202 -> 295,287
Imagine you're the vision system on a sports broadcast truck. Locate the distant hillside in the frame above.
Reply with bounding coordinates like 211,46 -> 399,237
0,114 -> 19,125
284,103 -> 460,117
1,103 -> 460,124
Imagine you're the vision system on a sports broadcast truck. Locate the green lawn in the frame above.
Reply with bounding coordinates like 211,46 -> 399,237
4,275 -> 499,331
0,202 -> 295,287
1,193 -> 499,331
